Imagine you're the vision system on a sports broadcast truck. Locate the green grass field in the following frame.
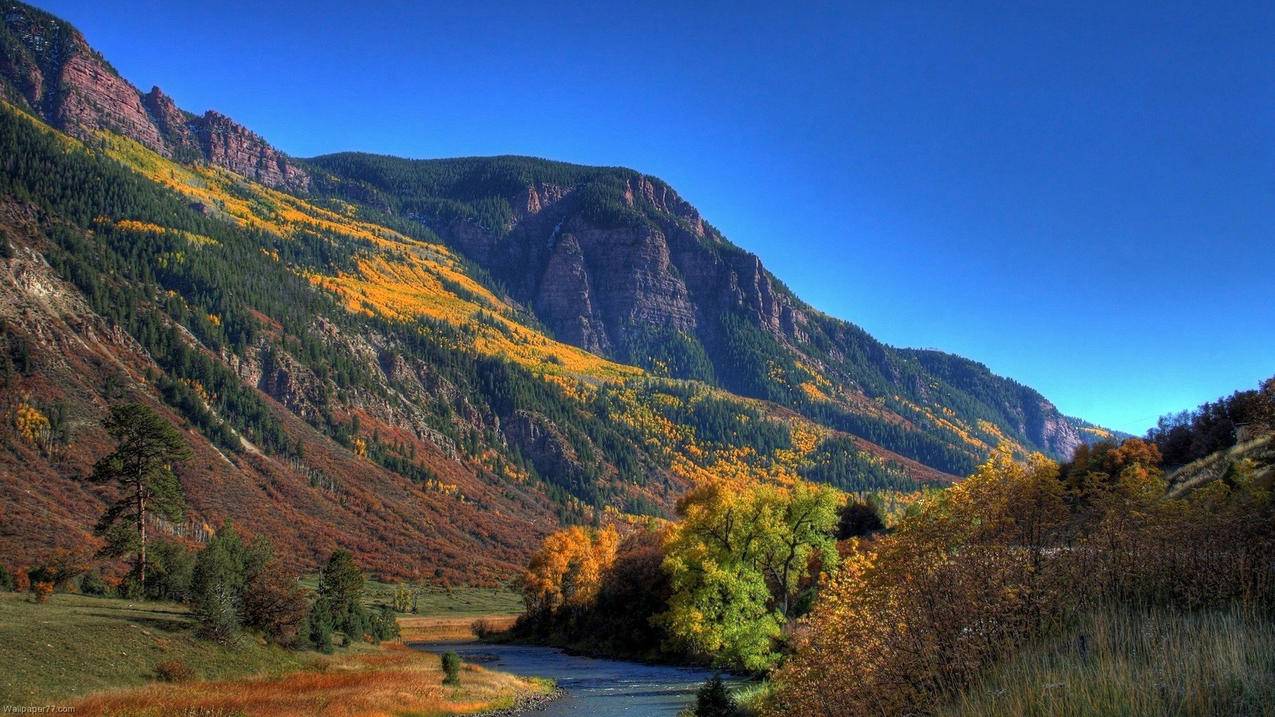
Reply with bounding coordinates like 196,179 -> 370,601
0,591 -> 315,705
0,580 -> 522,707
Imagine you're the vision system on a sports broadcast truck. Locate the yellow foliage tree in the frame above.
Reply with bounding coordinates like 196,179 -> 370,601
15,401 -> 50,450
522,525 -> 619,614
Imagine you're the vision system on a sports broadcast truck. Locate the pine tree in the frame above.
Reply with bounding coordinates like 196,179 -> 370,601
88,403 -> 191,586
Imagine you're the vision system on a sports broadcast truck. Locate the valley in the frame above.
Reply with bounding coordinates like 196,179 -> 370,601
0,2 -> 1270,716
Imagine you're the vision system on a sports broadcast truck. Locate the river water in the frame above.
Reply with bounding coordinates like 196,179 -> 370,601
414,641 -> 726,716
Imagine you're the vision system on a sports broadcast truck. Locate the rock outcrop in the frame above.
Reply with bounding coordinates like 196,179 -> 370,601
0,1 -> 309,191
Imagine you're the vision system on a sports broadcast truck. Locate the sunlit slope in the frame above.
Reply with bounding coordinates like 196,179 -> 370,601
101,132 -> 640,382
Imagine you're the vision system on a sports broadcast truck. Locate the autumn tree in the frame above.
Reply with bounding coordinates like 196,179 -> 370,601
660,480 -> 838,671
522,525 -> 619,615
88,403 -> 191,586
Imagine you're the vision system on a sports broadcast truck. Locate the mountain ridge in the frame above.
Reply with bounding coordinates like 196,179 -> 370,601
306,151 -> 1096,468
0,0 -> 1113,582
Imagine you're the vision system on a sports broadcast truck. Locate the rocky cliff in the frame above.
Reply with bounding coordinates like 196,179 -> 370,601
0,1 -> 310,191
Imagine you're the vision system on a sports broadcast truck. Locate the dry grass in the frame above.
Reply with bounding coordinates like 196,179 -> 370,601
938,606 -> 1275,717
398,615 -> 518,643
70,643 -> 550,717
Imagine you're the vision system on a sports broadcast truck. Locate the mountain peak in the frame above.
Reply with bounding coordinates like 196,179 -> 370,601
0,0 -> 309,191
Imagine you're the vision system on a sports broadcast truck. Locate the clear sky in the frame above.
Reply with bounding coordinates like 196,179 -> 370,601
34,1 -> 1274,434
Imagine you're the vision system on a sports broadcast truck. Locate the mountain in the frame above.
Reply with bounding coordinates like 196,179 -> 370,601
0,0 -> 1106,582
305,153 -> 1097,471
0,1 -> 309,191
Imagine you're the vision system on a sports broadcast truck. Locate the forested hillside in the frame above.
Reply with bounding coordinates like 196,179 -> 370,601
0,0 -> 1109,583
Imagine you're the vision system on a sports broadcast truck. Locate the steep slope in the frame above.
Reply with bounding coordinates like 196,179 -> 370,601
307,153 -> 1095,474
0,1 -> 309,191
0,98 -> 934,582
0,1 -> 1113,583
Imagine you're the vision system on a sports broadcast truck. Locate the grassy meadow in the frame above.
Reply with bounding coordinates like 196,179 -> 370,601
0,589 -> 544,715
937,606 -> 1275,717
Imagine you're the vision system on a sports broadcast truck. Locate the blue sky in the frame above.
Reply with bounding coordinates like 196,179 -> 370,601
36,1 -> 1274,434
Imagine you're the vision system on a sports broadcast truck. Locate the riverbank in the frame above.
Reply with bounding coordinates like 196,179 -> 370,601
70,642 -> 553,717
418,641 -> 728,716
0,591 -> 552,716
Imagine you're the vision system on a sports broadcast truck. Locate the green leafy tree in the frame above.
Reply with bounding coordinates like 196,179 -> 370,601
661,481 -> 839,671
88,403 -> 191,586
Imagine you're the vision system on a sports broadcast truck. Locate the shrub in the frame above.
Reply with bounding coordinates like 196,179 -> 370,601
28,549 -> 87,591
13,567 -> 29,593
0,564 -> 13,592
79,570 -> 109,596
471,618 -> 497,639
116,575 -> 142,600
767,445 -> 1275,717
693,674 -> 741,717
392,582 -> 413,613
144,539 -> 194,602
155,658 -> 195,683
441,651 -> 461,685
242,558 -> 308,645
836,499 -> 885,539
197,586 -> 240,642
306,601 -> 334,654
190,523 -> 266,642
368,604 -> 401,643
32,581 -> 53,604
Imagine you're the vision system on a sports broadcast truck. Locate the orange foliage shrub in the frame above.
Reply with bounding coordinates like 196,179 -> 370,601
155,658 -> 195,683
31,581 -> 53,603
767,443 -> 1275,717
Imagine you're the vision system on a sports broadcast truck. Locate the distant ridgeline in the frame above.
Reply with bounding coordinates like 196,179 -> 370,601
0,0 -> 1110,580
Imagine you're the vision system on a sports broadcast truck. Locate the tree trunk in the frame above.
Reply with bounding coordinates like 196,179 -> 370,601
137,482 -> 147,587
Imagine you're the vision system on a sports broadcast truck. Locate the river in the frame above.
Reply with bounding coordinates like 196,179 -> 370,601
413,641 -> 727,716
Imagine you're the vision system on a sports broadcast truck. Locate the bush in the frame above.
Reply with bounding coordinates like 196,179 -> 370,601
28,549 -> 87,591
144,539 -> 194,601
12,567 -> 29,594
471,618 -> 498,639
190,523 -> 266,642
368,604 -> 401,643
441,651 -> 461,685
196,586 -> 240,642
155,658 -> 195,683
116,575 -> 142,600
79,570 -> 109,596
0,564 -> 13,592
32,581 -> 53,604
767,446 -> 1275,717
693,674 -> 741,717
306,601 -> 334,653
242,558 -> 308,645
837,499 -> 885,539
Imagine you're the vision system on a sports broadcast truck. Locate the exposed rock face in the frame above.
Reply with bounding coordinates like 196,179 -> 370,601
502,410 -> 593,491
257,348 -> 325,422
0,1 -> 309,191
141,86 -> 199,155
194,110 -> 310,192
54,53 -> 165,148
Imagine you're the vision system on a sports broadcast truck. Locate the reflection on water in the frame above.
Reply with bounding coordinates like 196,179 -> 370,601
415,641 -> 726,716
